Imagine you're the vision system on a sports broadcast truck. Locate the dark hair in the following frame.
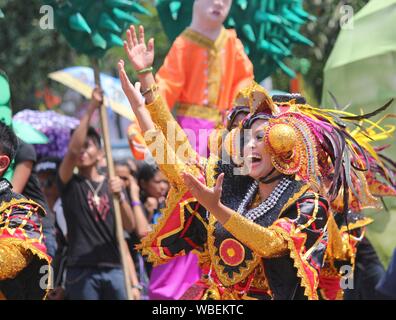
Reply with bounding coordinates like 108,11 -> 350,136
137,162 -> 160,202
0,121 -> 18,165
242,112 -> 272,130
115,159 -> 128,167
137,162 -> 159,183
87,127 -> 102,148
226,106 -> 250,130
272,93 -> 306,104
115,159 -> 136,176
70,126 -> 102,149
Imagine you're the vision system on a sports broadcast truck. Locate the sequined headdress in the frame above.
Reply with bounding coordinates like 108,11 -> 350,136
228,82 -> 395,213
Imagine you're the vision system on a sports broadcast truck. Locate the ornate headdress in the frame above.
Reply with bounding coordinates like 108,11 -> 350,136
222,82 -> 278,165
226,82 -> 395,213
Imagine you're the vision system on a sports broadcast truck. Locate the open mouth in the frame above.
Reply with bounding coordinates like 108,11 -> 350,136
248,154 -> 262,164
211,9 -> 221,16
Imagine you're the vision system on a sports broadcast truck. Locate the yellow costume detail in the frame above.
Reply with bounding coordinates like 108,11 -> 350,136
267,123 -> 297,155
145,95 -> 195,158
0,241 -> 32,280
223,213 -> 288,258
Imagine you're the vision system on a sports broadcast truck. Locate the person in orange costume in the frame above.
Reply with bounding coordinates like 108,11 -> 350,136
156,0 -> 254,158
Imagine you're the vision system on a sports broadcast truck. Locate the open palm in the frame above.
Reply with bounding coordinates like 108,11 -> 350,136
182,172 -> 224,211
124,25 -> 154,71
118,60 -> 144,112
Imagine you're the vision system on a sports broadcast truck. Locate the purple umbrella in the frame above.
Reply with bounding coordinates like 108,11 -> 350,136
13,110 -> 80,159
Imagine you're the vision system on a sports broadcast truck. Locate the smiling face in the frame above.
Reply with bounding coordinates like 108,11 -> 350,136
193,0 -> 232,28
76,137 -> 102,169
243,119 -> 274,180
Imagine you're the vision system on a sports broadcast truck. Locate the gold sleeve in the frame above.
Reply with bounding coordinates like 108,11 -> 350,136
145,95 -> 196,159
326,212 -> 351,261
223,212 -> 288,258
0,241 -> 33,280
144,127 -> 200,190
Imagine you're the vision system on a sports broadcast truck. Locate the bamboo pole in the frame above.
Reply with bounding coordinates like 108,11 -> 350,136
91,58 -> 133,300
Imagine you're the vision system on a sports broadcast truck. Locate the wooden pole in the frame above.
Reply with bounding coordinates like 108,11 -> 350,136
91,58 -> 133,300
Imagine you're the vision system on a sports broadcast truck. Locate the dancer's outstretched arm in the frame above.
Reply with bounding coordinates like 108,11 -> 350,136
122,25 -> 193,155
118,59 -> 154,133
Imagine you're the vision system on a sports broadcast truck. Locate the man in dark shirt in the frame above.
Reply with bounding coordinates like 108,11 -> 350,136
58,87 -> 136,300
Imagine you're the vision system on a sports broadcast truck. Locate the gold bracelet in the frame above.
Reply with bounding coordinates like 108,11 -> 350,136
141,84 -> 158,97
137,66 -> 153,75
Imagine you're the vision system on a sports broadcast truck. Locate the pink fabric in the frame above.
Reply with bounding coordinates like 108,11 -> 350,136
148,115 -> 213,300
148,253 -> 201,300
176,115 -> 216,157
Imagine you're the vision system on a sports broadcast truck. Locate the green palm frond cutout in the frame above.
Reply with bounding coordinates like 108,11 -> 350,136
45,0 -> 151,58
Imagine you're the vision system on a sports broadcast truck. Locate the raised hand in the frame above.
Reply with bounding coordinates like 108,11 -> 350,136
89,86 -> 104,110
118,59 -> 155,132
129,175 -> 141,201
182,172 -> 224,212
124,25 -> 154,72
118,60 -> 145,112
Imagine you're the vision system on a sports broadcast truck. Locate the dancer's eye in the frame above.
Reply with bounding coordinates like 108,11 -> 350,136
256,132 -> 264,141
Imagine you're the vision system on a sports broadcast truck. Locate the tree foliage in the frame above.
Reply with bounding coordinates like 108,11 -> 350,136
0,0 -> 370,110
0,0 -> 75,110
281,0 -> 370,103
0,0 -> 169,110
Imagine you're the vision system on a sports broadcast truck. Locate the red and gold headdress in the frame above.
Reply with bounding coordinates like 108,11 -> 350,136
230,83 -> 396,213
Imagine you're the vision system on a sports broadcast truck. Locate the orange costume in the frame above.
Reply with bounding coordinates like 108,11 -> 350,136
156,27 -> 254,156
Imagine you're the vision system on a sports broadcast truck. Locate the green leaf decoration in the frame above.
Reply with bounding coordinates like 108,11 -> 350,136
0,71 -> 12,126
44,0 -> 150,58
99,12 -> 122,33
1,71 -> 49,181
69,13 -> 92,34
156,0 -> 315,80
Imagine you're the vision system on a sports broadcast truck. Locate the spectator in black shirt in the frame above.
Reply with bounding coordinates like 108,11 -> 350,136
58,87 -> 137,300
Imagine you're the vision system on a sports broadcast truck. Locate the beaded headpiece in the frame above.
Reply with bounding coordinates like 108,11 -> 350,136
236,85 -> 395,213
